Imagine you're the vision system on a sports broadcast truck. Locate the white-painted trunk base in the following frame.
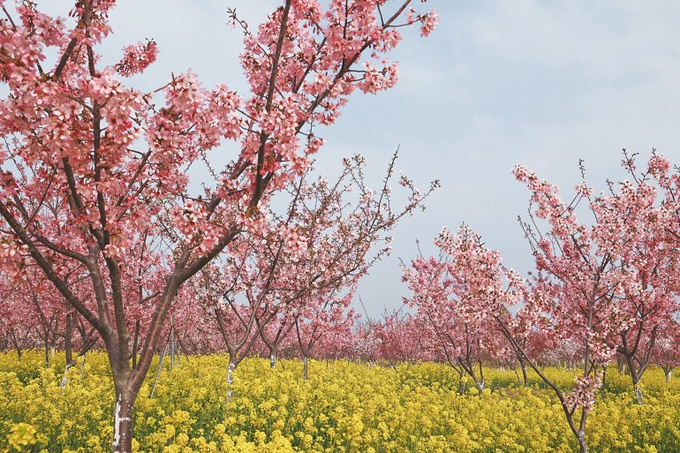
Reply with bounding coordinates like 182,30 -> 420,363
226,362 -> 236,401
113,394 -> 132,453
60,364 -> 72,388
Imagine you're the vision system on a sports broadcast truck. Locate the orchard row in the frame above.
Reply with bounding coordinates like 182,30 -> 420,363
4,151 -> 680,452
0,1 -> 437,450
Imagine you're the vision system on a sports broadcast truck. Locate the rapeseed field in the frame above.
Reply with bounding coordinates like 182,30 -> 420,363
1,351 -> 679,452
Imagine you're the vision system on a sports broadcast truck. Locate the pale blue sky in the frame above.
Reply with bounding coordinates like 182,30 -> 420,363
42,1 -> 680,317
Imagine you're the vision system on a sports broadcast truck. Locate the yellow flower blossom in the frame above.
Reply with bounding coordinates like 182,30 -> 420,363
7,422 -> 37,450
1,352 -> 680,452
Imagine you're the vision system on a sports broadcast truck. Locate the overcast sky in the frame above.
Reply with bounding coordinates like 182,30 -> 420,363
43,1 -> 680,317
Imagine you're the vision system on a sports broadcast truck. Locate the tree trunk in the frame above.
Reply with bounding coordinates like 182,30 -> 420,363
458,379 -> 466,395
60,363 -> 73,388
520,359 -> 528,386
65,313 -> 74,367
303,355 -> 309,381
131,320 -> 140,369
270,352 -> 276,369
633,383 -> 643,404
513,367 -> 522,385
226,360 -> 236,402
562,406 -> 589,453
8,329 -> 22,359
43,331 -> 50,367
664,368 -> 673,383
112,387 -> 137,453
227,360 -> 236,386
631,370 -> 644,403
577,432 -> 588,453
476,360 -> 485,391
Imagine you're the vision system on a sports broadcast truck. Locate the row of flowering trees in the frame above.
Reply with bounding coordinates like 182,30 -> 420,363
401,152 -> 680,453
0,0 -> 438,451
0,150 -> 438,369
4,261 -> 678,382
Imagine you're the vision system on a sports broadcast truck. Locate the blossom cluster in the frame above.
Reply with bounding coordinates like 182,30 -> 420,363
565,373 -> 602,413
116,40 -> 159,77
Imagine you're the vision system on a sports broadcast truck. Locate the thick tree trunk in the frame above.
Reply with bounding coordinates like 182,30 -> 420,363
106,289 -> 179,452
664,368 -> 673,383
112,387 -> 137,453
629,363 -> 644,403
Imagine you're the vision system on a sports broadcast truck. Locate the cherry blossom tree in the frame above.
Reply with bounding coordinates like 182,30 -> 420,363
405,156 -> 680,453
401,256 -> 475,389
257,308 -> 296,368
636,152 -> 680,383
196,152 -> 436,383
653,319 -> 680,383
409,216 -> 607,452
589,152 -> 680,397
509,153 -> 680,451
372,309 -> 435,366
294,293 -> 358,379
511,164 -> 628,453
21,277 -> 69,366
0,274 -> 40,357
403,225 -> 526,393
1,265 -> 102,368
340,316 -> 382,363
0,1 -> 436,451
